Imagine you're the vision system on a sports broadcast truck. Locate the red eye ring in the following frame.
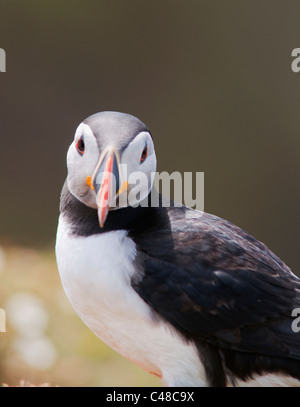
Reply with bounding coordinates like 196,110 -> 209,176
140,145 -> 148,163
76,136 -> 85,155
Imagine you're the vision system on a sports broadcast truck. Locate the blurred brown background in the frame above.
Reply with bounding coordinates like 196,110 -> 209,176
0,1 -> 299,386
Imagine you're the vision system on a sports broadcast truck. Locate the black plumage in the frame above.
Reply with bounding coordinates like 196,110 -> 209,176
60,183 -> 300,386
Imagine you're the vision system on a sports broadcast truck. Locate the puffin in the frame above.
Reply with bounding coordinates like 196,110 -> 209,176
56,111 -> 300,387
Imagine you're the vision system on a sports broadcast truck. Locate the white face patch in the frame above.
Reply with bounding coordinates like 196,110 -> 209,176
67,123 -> 100,208
120,131 -> 157,207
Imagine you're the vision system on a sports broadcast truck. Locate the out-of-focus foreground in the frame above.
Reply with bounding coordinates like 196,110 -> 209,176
0,245 -> 160,387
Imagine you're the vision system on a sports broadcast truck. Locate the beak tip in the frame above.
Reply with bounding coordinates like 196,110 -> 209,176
98,206 -> 108,229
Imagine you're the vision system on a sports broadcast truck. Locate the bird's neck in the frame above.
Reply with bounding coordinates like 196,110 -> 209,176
59,180 -> 170,237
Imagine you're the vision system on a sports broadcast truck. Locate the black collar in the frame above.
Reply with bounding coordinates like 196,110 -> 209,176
60,180 -> 173,238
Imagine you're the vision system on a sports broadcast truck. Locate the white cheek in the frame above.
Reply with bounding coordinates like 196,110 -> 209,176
128,172 -> 149,206
142,153 -> 157,188
124,154 -> 156,206
66,124 -> 100,207
120,133 -> 157,207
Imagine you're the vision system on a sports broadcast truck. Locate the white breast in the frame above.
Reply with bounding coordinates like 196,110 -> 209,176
55,215 -> 207,386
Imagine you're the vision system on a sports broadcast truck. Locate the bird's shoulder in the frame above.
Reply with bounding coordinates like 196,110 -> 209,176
130,204 -> 300,359
133,204 -> 292,277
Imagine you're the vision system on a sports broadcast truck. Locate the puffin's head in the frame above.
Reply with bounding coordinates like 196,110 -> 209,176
66,111 -> 157,227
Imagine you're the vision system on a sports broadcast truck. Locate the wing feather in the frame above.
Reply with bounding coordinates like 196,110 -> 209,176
131,205 -> 300,361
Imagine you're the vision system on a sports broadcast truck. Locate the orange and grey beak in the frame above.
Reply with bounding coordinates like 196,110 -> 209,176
90,146 -> 127,228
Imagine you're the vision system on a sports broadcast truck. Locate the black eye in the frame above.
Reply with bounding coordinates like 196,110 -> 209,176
140,145 -> 148,163
76,136 -> 85,155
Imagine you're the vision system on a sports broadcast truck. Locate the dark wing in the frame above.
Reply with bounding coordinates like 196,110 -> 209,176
130,205 -> 300,385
